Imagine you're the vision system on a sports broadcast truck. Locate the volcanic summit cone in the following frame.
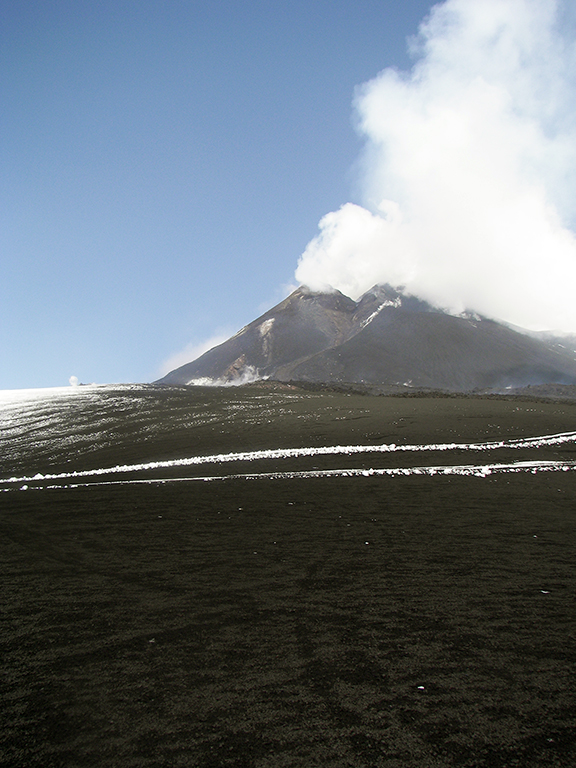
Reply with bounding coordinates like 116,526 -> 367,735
157,285 -> 576,392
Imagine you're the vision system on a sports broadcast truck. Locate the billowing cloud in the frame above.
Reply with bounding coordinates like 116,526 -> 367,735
296,0 -> 576,331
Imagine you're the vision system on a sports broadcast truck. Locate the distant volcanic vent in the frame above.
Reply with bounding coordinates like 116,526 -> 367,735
222,354 -> 253,382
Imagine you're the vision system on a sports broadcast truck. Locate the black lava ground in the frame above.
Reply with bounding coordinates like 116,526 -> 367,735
1,386 -> 576,767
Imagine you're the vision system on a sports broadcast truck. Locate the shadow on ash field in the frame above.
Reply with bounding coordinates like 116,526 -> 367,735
1,384 -> 576,767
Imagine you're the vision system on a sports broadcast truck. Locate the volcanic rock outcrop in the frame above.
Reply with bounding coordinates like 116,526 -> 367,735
157,285 -> 576,392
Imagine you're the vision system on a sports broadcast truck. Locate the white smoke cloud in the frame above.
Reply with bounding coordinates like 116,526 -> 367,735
295,0 -> 576,331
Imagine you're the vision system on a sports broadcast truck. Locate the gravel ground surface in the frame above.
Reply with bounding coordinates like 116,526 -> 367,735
1,385 -> 576,767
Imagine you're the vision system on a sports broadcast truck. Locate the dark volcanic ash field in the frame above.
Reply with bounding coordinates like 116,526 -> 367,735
1,383 -> 576,767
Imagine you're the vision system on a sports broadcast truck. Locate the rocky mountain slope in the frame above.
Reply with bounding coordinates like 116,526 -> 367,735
157,285 -> 576,392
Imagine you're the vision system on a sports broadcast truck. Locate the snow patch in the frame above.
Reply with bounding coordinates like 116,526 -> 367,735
361,299 -> 400,329
259,318 -> 275,336
3,430 -> 576,489
12,459 -> 576,492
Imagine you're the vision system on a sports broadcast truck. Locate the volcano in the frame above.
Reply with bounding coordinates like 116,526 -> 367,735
157,285 -> 576,392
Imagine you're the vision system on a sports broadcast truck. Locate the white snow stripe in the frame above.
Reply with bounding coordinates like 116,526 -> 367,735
5,459 -> 576,492
3,431 -> 576,486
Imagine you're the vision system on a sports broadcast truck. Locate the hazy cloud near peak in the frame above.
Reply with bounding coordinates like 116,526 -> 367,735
159,333 -> 231,377
295,0 -> 576,332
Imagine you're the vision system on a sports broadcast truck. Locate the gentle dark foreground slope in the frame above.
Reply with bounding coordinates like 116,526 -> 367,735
1,384 -> 576,767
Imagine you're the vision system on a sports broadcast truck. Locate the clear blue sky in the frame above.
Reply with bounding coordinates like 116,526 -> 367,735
1,0 -> 434,389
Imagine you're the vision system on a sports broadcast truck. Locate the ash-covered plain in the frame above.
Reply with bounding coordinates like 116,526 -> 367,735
2,383 -> 576,767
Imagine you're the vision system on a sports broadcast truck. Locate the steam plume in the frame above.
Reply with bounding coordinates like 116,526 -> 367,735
295,0 -> 576,331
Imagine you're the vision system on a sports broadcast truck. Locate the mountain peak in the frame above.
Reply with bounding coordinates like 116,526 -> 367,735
156,284 -> 576,391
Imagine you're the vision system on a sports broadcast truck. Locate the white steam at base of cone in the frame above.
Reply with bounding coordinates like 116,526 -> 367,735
295,0 -> 576,332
